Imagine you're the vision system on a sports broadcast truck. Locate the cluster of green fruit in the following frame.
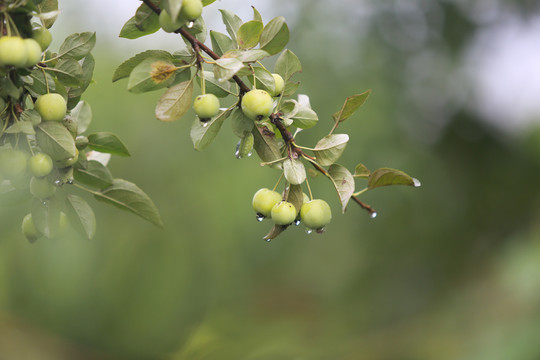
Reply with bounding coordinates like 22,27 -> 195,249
0,27 -> 51,68
252,188 -> 331,233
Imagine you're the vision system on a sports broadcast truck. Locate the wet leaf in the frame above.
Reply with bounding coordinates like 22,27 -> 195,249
283,158 -> 306,185
263,224 -> 285,241
312,134 -> 349,166
155,78 -> 194,122
87,132 -> 130,157
191,108 -> 233,151
31,196 -> 62,238
328,164 -> 355,213
368,168 -> 420,189
332,90 -> 371,123
65,194 -> 96,240
95,179 -> 163,227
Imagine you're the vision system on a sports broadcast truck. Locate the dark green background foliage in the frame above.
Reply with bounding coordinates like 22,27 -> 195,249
1,0 -> 540,358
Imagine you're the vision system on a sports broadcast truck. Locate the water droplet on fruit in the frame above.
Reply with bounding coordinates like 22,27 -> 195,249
187,21 -> 194,28
201,121 -> 209,128
235,140 -> 241,159
247,151 -> 252,157
294,219 -> 301,226
265,238 -> 272,242
256,214 -> 265,222
370,212 -> 378,219
306,229 -> 313,235
54,179 -> 62,186
413,178 -> 421,187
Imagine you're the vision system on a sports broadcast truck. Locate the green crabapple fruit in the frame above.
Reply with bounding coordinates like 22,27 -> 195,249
271,74 -> 284,96
0,36 -> 27,67
30,176 -> 56,199
22,213 -> 40,243
252,188 -> 282,218
300,199 -> 332,230
32,27 -> 52,50
193,93 -> 220,121
271,201 -> 297,225
241,89 -> 274,120
0,149 -> 27,178
28,153 -> 53,177
23,38 -> 42,67
35,93 -> 67,122
181,0 -> 203,21
159,10 -> 185,33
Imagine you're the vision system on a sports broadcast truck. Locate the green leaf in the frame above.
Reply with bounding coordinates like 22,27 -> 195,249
65,194 -> 96,240
127,58 -> 177,93
20,109 -> 41,126
5,121 -> 35,135
202,0 -> 216,5
197,71 -> 233,98
68,54 -> 95,98
332,90 -> 371,123
219,9 -> 243,43
286,184 -> 304,215
354,163 -> 370,178
368,168 -> 421,190
36,122 -> 76,161
247,66 -> 275,94
252,6 -> 263,23
74,160 -> 114,189
58,32 -> 96,60
37,0 -> 58,28
283,81 -> 300,97
252,124 -> 282,166
230,108 -> 254,138
182,16 -> 207,43
291,107 -> 318,129
113,50 -> 173,82
283,158 -> 306,185
161,0 -> 182,22
87,132 -> 130,157
274,49 -> 302,81
222,49 -> 269,64
119,3 -> 160,39
95,179 -> 163,227
328,164 -> 355,213
190,108 -> 233,151
237,20 -> 263,49
259,16 -> 289,55
312,134 -> 349,166
47,58 -> 83,87
0,77 -> 22,99
32,196 -> 61,238
263,224 -> 285,241
24,70 -> 55,98
213,58 -> 244,82
70,100 -> 92,134
155,78 -> 194,122
210,31 -> 236,57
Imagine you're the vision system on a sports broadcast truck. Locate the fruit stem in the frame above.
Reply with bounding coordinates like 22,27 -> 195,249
272,172 -> 284,192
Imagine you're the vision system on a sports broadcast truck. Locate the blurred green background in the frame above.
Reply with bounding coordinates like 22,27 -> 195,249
2,0 -> 540,358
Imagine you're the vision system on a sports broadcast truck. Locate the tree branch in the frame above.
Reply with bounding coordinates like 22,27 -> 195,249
140,0 -> 251,94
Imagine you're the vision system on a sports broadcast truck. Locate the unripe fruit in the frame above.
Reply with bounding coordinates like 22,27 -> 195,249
0,149 -> 27,178
271,74 -> 284,96
302,192 -> 310,205
35,93 -> 67,122
0,36 -> 27,67
159,10 -> 185,33
32,27 -> 52,51
271,201 -> 297,225
241,89 -> 274,120
75,136 -> 89,150
23,38 -> 42,67
193,93 -> 220,121
252,188 -> 282,218
22,213 -> 40,243
300,199 -> 332,230
30,176 -> 56,199
181,0 -> 203,21
28,153 -> 53,177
